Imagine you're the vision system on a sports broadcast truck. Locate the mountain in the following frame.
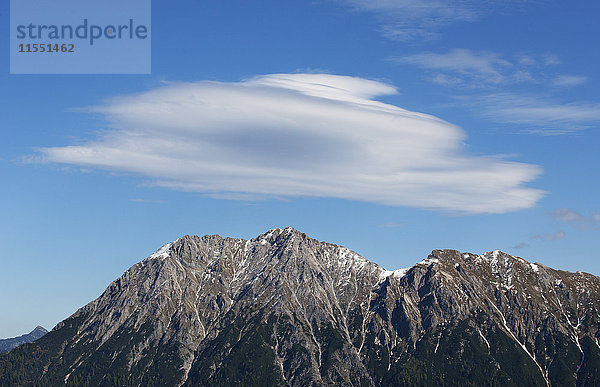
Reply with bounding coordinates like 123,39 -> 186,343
1,227 -> 599,386
0,326 -> 48,354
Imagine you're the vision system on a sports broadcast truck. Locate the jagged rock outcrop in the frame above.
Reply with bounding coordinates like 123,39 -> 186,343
1,227 -> 599,386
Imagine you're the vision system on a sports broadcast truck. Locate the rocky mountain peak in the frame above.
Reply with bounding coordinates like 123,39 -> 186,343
2,229 -> 600,386
0,326 -> 48,354
32,326 -> 48,334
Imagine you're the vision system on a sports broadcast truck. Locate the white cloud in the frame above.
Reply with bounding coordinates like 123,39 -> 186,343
398,49 -> 511,84
553,75 -> 588,87
38,73 -> 544,214
396,50 -> 596,134
474,93 -> 600,134
398,50 -> 586,90
518,53 -> 561,67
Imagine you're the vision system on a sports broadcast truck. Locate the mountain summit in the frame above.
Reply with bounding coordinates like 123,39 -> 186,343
1,227 -> 599,386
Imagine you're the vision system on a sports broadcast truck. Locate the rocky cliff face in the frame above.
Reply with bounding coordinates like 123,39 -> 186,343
1,227 -> 599,386
0,326 -> 47,354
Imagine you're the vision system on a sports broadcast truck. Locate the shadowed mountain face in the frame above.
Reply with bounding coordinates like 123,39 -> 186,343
1,227 -> 600,386
0,326 -> 47,354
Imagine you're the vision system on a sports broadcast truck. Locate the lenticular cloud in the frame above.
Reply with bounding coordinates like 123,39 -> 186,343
39,73 -> 544,213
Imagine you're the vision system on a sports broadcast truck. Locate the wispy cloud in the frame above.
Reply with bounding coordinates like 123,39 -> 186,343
340,0 -> 475,40
396,50 -> 586,90
548,208 -> 600,229
337,0 -> 509,41
395,49 -> 595,134
532,230 -> 565,241
36,73 -> 544,214
512,230 -> 565,250
476,94 -> 600,134
553,75 -> 588,87
543,54 -> 562,66
398,49 -> 511,85
549,208 -> 587,223
516,55 -> 537,66
511,242 -> 529,250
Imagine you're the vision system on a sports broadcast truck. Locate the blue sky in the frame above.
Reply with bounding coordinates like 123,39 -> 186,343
1,0 -> 599,337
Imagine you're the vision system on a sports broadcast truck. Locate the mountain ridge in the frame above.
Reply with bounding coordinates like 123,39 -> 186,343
1,227 -> 599,386
0,326 -> 48,354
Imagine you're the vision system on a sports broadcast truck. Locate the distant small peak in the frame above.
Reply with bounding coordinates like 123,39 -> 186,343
427,249 -> 463,262
33,326 -> 48,333
259,226 -> 302,237
252,227 -> 310,248
267,226 -> 301,233
148,242 -> 174,260
282,226 -> 305,236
